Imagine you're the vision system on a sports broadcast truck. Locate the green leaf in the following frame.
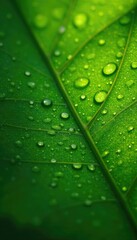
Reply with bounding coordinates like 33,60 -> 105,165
0,0 -> 137,239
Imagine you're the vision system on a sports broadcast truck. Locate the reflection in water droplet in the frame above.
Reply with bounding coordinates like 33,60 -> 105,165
73,13 -> 88,29
73,163 -> 82,169
103,63 -> 117,76
74,78 -> 90,89
27,82 -> 36,89
101,109 -> 108,115
34,14 -> 48,29
94,90 -> 107,104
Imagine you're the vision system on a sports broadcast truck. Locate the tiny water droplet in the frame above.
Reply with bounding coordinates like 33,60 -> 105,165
51,159 -> 57,163
27,82 -> 36,89
122,186 -> 127,192
120,15 -> 131,25
98,39 -> 105,46
15,140 -> 22,148
131,62 -> 137,69
125,80 -> 134,87
116,52 -> 123,59
101,109 -> 108,115
74,77 -> 90,89
24,71 -> 31,77
128,126 -> 134,132
60,112 -> 70,119
73,163 -> 82,170
103,63 -> 117,76
37,141 -> 45,147
117,94 -> 124,100
84,199 -> 92,206
71,144 -> 77,150
42,99 -> 52,107
94,90 -> 107,104
54,172 -> 63,178
34,14 -> 48,29
54,49 -> 61,57
102,150 -> 109,157
73,13 -> 88,29
32,166 -> 40,173
87,164 -> 95,171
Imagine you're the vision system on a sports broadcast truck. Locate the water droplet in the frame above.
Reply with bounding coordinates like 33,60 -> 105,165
116,51 -> 123,59
101,109 -> 108,115
131,62 -> 137,69
32,166 -> 40,173
80,95 -> 86,100
87,164 -> 95,171
37,141 -> 45,147
84,64 -> 89,70
42,99 -> 52,107
84,199 -> 92,206
34,14 -> 48,29
125,80 -> 134,87
98,39 -> 105,45
117,38 -> 126,48
122,186 -> 127,192
73,163 -> 82,170
48,130 -> 56,135
117,94 -> 124,100
52,8 -> 64,20
60,112 -> 70,119
50,182 -> 57,188
27,82 -> 36,89
103,63 -> 117,76
51,159 -> 57,163
120,15 -> 131,25
94,90 -> 107,104
43,118 -> 51,123
15,140 -> 22,148
52,125 -> 61,131
71,144 -> 77,150
128,126 -> 134,132
102,150 -> 109,157
71,192 -> 79,198
54,49 -> 61,57
24,71 -> 31,77
54,172 -> 63,178
116,149 -> 121,154
74,78 -> 90,89
58,26 -> 66,34
73,13 -> 88,29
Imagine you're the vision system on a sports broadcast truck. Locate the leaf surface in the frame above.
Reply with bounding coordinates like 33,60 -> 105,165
0,0 -> 137,239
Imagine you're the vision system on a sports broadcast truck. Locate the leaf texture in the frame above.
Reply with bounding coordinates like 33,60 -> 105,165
0,0 -> 137,239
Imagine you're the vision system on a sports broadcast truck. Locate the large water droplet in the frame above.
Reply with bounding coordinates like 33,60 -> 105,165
128,126 -> 134,132
73,13 -> 88,29
74,77 -> 89,89
37,141 -> 45,147
34,14 -> 48,29
103,63 -> 117,76
94,90 -> 107,104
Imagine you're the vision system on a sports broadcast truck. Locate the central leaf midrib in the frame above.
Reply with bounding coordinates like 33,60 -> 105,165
12,0 -> 137,235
